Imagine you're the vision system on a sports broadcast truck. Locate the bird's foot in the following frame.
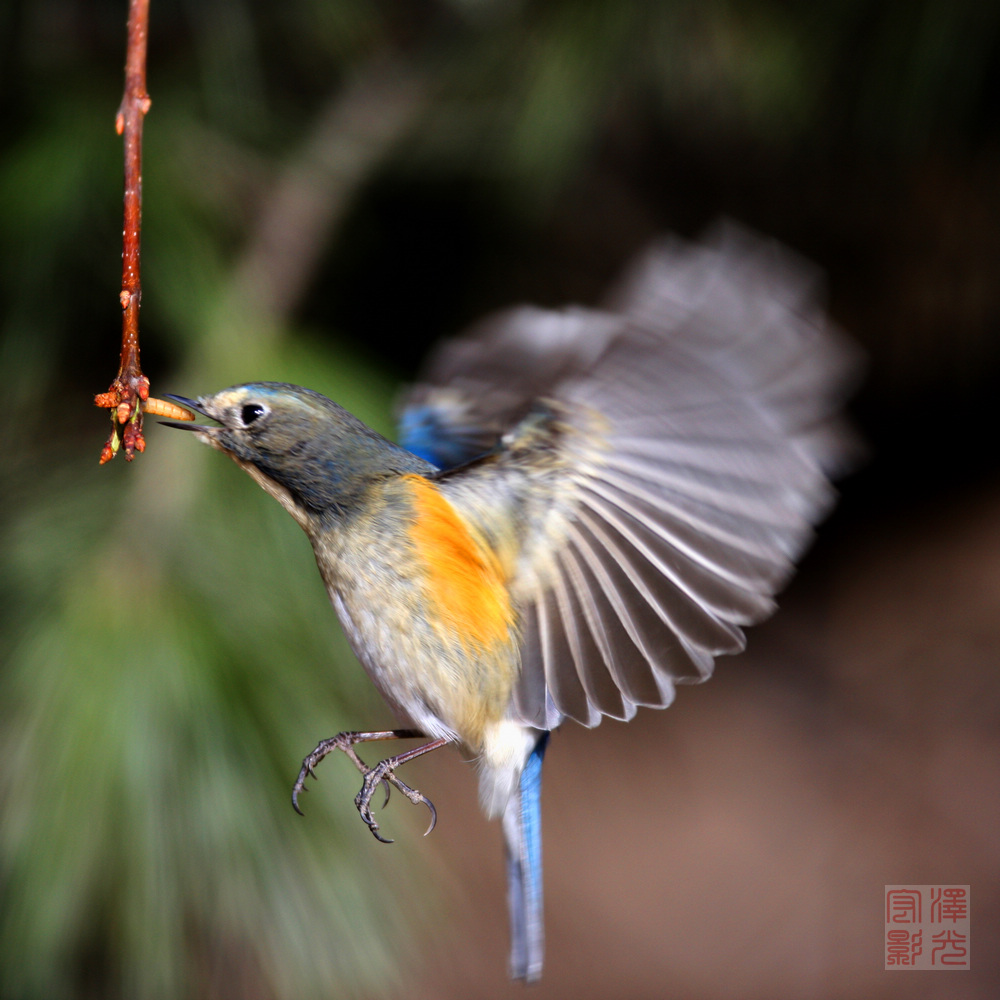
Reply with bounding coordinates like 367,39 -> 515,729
291,730 -> 446,843
292,730 -> 375,815
355,760 -> 438,844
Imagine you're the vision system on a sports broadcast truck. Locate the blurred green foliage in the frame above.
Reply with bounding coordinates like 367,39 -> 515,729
1,1 -> 998,998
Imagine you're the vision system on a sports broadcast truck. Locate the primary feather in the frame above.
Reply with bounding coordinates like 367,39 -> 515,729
399,222 -> 858,732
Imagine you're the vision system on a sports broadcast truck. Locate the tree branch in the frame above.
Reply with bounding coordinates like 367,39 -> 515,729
95,0 -> 152,463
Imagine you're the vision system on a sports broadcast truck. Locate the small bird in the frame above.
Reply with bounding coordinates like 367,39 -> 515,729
165,224 -> 856,982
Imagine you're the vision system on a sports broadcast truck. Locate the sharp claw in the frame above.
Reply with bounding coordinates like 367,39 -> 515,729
291,773 -> 309,815
359,799 -> 395,844
422,796 -> 438,837
381,780 -> 391,809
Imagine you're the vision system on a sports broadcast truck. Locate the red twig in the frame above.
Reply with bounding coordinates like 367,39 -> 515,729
95,0 -> 152,463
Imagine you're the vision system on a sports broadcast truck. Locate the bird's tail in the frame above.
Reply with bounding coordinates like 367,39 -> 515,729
502,732 -> 549,982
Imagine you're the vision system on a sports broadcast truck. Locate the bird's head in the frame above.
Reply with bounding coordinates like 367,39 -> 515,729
163,382 -> 433,526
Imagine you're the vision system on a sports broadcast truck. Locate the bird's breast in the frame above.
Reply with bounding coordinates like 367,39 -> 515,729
401,474 -> 514,652
311,474 -> 520,750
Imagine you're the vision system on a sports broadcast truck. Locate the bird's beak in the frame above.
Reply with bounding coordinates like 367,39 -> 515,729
158,394 -> 218,432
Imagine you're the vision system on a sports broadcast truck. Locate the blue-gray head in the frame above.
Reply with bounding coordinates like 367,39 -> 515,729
164,382 -> 434,523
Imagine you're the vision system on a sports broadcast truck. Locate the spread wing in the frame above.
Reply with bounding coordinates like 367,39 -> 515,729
398,223 -> 860,730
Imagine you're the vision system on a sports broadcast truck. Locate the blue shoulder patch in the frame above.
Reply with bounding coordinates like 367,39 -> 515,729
398,403 -> 493,471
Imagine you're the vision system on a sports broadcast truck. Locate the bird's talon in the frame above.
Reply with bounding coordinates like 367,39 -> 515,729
291,769 -> 312,815
289,731 -> 446,841
422,796 -> 438,836
358,799 -> 395,844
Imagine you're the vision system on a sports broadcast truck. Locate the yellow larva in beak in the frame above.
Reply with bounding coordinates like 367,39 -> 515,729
143,397 -> 196,421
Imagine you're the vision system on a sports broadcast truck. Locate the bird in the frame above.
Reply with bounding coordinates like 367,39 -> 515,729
163,223 -> 857,982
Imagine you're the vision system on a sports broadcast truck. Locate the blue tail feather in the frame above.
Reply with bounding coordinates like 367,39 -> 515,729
503,732 -> 549,981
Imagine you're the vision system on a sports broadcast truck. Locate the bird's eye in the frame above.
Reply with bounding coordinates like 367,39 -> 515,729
241,403 -> 266,425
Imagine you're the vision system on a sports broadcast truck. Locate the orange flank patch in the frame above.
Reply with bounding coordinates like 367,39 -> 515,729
402,475 -> 513,651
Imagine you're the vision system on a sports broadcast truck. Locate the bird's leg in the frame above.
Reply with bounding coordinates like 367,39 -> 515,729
292,730 -> 449,843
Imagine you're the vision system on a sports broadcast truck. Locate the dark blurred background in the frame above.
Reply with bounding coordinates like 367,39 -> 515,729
1,1 -> 998,997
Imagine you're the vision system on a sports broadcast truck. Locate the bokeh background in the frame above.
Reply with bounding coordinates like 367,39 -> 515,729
2,1 -> 999,997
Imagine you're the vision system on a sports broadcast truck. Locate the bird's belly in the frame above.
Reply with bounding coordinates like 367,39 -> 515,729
328,584 -> 519,752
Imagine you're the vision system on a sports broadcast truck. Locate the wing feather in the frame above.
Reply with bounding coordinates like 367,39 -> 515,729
581,461 -> 795,584
555,545 -> 636,721
560,517 -> 699,704
535,581 -> 601,728
405,224 -> 859,730
576,482 -> 761,636
576,487 -> 745,652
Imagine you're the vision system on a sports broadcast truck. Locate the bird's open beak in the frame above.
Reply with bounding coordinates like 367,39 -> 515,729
158,394 -> 217,431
